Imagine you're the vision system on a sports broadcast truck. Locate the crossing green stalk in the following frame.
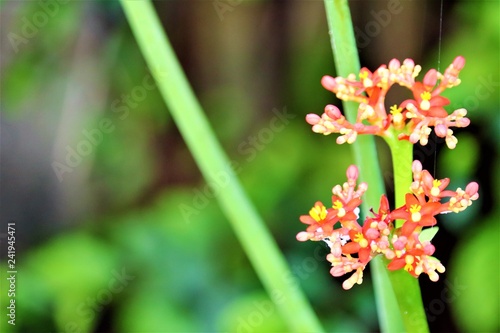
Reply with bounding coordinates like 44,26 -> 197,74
119,1 -> 324,332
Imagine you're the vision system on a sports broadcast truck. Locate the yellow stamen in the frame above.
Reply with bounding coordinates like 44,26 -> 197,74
309,204 -> 327,222
420,91 -> 431,110
409,204 -> 421,213
359,70 -> 373,87
390,105 -> 402,114
354,233 -> 368,248
431,179 -> 442,197
410,204 -> 422,222
404,255 -> 414,271
332,200 -> 346,217
332,200 -> 343,210
420,91 -> 431,101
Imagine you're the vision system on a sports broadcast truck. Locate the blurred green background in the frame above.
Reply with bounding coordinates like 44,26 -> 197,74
0,1 -> 498,332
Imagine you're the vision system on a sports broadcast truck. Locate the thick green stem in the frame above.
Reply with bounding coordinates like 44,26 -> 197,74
119,1 -> 323,332
384,135 -> 430,333
385,134 -> 414,221
323,1 -> 403,332
324,1 -> 429,332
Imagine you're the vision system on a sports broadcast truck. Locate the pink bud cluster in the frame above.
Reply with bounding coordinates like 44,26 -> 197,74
306,56 -> 469,149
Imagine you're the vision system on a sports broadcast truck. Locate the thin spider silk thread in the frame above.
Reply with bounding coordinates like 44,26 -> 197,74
433,0 -> 444,178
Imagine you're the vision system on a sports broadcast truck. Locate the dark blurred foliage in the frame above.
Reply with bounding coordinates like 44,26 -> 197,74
0,1 -> 498,332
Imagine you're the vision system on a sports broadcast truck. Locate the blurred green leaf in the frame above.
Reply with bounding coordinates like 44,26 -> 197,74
22,232 -> 119,332
116,286 -> 200,332
438,133 -> 481,233
449,214 -> 500,332
216,291 -> 287,333
419,227 -> 439,243
437,1 -> 500,121
439,133 -> 479,181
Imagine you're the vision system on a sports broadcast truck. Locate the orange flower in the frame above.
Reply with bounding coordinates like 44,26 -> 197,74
391,193 -> 441,236
402,82 -> 450,117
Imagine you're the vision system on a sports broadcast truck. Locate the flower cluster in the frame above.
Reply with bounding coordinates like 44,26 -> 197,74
305,56 -> 469,148
297,163 -> 479,290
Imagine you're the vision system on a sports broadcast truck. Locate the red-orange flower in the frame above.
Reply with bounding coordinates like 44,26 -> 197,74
401,81 -> 450,117
297,201 -> 334,240
391,193 -> 441,236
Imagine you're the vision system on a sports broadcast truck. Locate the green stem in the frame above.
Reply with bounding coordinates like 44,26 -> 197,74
323,1 -> 404,332
324,1 -> 432,332
119,1 -> 323,332
384,135 -> 430,333
384,133 -> 414,222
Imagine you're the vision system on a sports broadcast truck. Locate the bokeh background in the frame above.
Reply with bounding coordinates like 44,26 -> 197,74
1,0 -> 499,332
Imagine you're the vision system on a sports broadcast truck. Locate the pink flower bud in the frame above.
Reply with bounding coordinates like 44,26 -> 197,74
465,182 -> 479,196
321,75 -> 336,91
435,124 -> 448,137
422,171 -> 434,189
384,250 -> 395,260
330,266 -> 345,277
332,185 -> 342,195
378,221 -> 388,230
429,270 -> 440,282
312,124 -> 326,134
403,58 -> 415,69
336,136 -> 347,144
424,243 -> 435,255
346,165 -> 359,181
423,69 -> 438,89
296,232 -> 310,242
365,228 -> 379,240
409,132 -> 420,143
358,182 -> 368,192
393,239 -> 405,250
412,160 -> 423,173
389,58 -> 400,70
324,104 -> 341,119
452,56 -> 465,70
305,113 -> 321,125
456,118 -> 470,127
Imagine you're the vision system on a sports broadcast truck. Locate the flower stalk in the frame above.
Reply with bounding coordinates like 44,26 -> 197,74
323,1 -> 405,331
119,1 -> 324,332
384,136 -> 428,332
